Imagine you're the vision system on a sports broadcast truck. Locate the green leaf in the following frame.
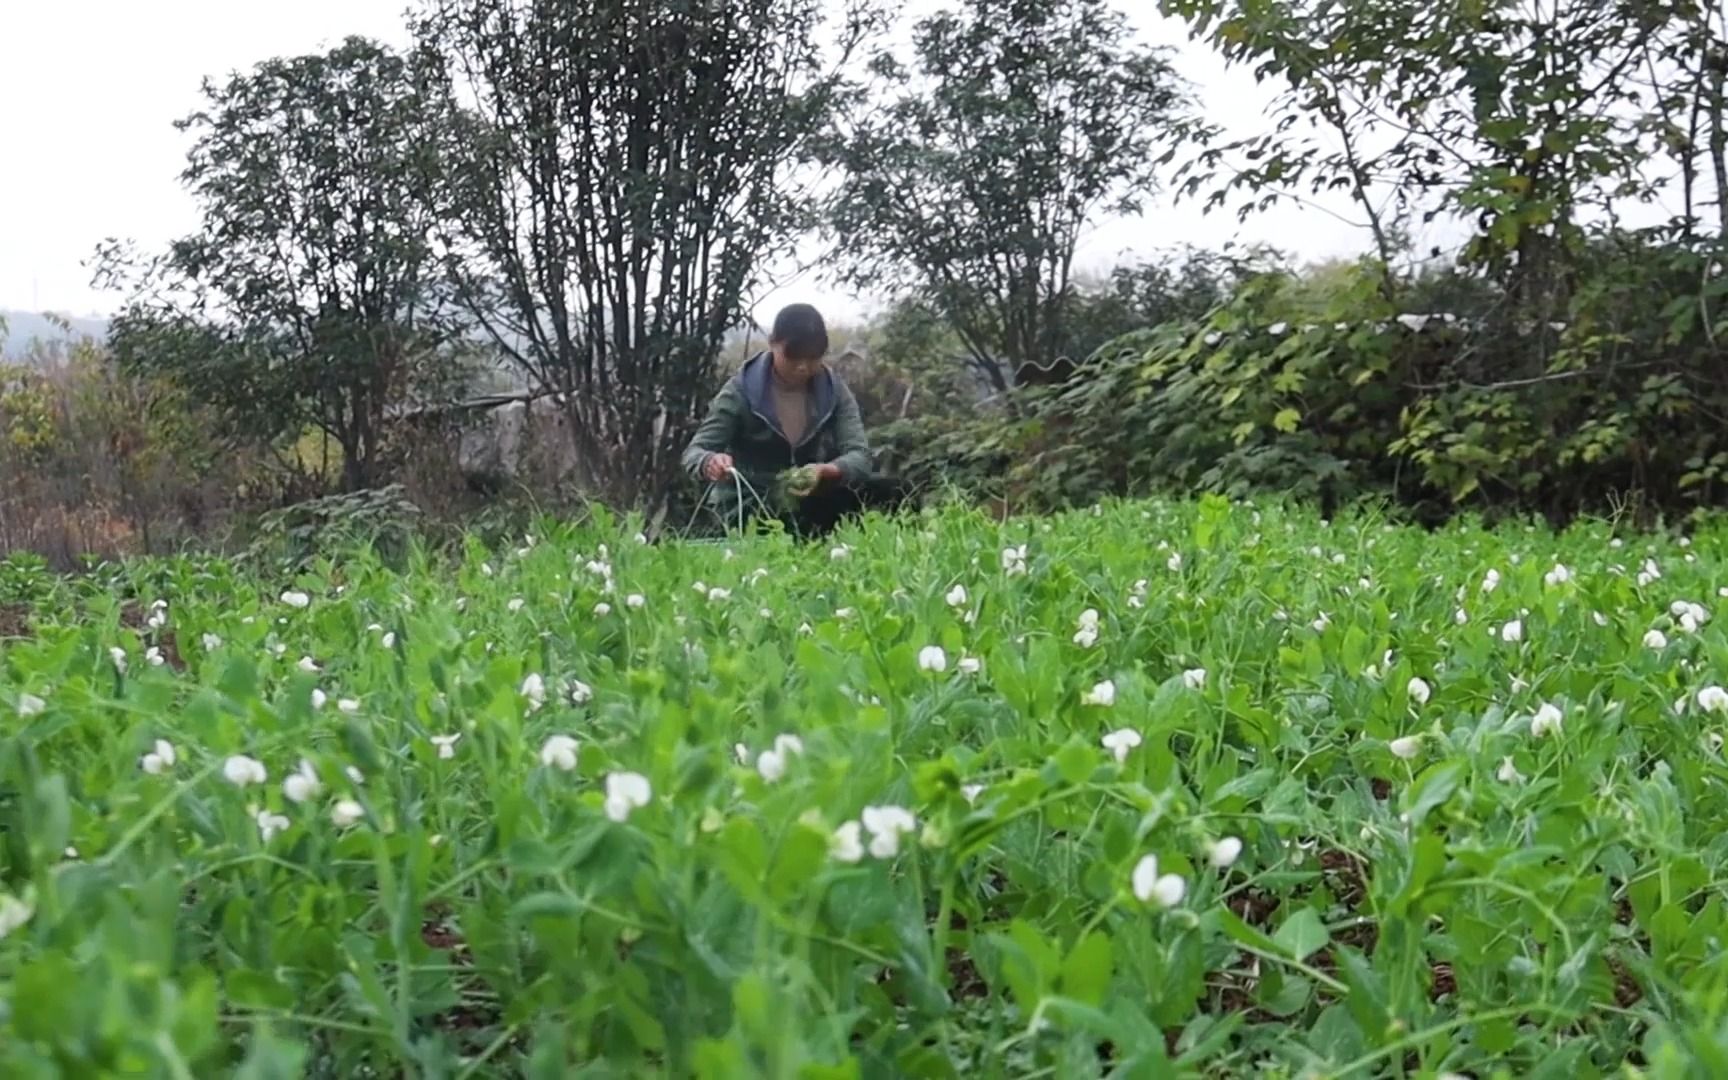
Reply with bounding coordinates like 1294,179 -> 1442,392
1272,908 -> 1329,961
1058,931 -> 1114,1007
1402,761 -> 1462,825
1273,407 -> 1301,433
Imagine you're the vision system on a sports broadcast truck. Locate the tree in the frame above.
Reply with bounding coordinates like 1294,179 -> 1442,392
98,37 -> 458,492
818,0 -> 1204,398
414,0 -> 880,504
1159,0 -> 1727,314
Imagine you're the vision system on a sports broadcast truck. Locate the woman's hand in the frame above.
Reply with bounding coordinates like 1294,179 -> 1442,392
703,453 -> 736,482
814,463 -> 843,486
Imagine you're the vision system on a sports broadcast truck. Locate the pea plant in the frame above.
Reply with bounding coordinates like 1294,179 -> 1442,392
2,496 -> 1726,1077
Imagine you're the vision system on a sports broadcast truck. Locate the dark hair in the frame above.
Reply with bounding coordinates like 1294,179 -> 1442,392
770,303 -> 829,360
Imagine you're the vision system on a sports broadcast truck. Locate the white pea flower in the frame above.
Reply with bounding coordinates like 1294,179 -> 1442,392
521,673 -> 547,711
1182,668 -> 1207,691
507,598 -> 526,613
345,766 -> 364,785
1454,608 -> 1469,625
280,591 -> 311,609
1001,545 -> 1029,576
961,784 -> 985,805
1500,619 -> 1523,644
1101,727 -> 1142,762
540,735 -> 579,771
1167,552 -> 1183,572
283,759 -> 321,804
945,584 -> 968,608
692,580 -> 709,596
1389,735 -> 1422,760
1083,680 -> 1117,708
255,809 -> 291,843
432,734 -> 461,760
1208,836 -> 1244,869
917,645 -> 948,673
835,608 -> 855,620
958,656 -> 982,675
861,805 -> 917,859
1312,613 -> 1331,633
338,698 -> 360,714
1592,611 -> 1609,627
734,743 -> 750,765
759,607 -> 774,619
297,656 -> 321,674
1531,702 -> 1564,738
756,749 -> 788,783
830,545 -> 851,561
1543,564 -> 1572,587
17,693 -> 45,718
331,799 -> 364,828
139,739 -> 176,775
1496,756 -> 1525,784
1697,686 -> 1728,714
1673,601 -> 1709,631
593,602 -> 612,617
223,755 -> 268,787
201,633 -> 222,651
626,594 -> 646,609
830,821 -> 866,863
604,772 -> 653,822
1481,569 -> 1501,594
381,632 -> 397,649
310,688 -> 328,711
1131,854 -> 1186,908
707,587 -> 731,603
1073,625 -> 1100,648
1407,677 -> 1432,705
1643,629 -> 1669,650
566,678 -> 594,705
144,647 -> 165,667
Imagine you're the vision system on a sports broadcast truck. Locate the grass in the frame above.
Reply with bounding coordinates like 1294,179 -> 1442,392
0,495 -> 1725,1078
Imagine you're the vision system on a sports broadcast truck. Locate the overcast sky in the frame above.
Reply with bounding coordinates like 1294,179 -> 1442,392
2,0 -> 1400,329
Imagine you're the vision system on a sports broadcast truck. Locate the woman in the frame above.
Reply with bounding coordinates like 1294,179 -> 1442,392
681,303 -> 872,536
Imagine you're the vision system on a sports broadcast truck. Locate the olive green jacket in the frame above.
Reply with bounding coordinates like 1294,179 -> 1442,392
681,353 -> 873,510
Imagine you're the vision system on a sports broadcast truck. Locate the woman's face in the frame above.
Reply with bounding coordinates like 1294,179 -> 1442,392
770,342 -> 825,387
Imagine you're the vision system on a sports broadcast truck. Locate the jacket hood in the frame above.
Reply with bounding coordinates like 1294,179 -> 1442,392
737,351 -> 839,445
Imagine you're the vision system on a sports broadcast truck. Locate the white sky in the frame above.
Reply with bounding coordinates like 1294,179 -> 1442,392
1,0 -> 1404,329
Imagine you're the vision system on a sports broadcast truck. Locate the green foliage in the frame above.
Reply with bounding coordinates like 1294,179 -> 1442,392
6,501 -> 1728,1072
887,233 -> 1728,523
246,485 -> 424,573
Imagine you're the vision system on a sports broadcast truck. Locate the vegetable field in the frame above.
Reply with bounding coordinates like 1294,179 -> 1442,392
3,497 -> 1728,1078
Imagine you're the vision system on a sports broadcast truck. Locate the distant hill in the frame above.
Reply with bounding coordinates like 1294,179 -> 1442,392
0,309 -> 110,362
